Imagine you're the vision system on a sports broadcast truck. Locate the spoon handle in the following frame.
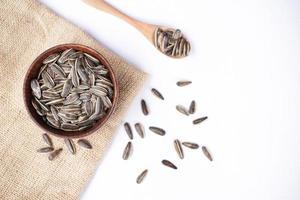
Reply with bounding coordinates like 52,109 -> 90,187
83,0 -> 156,42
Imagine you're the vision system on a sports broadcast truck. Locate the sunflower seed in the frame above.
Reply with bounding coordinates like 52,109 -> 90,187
141,99 -> 149,115
134,123 -> 144,138
136,169 -> 148,184
42,71 -> 55,88
42,133 -> 53,147
149,126 -> 165,136
31,79 -> 41,99
176,80 -> 192,87
182,142 -> 199,149
174,139 -> 184,159
189,100 -> 196,114
50,106 -> 59,121
77,139 -> 92,149
151,88 -> 164,100
124,122 -> 133,140
122,141 -> 132,160
58,48 -> 73,63
43,53 -> 60,64
64,138 -> 76,154
176,105 -> 189,116
202,146 -> 213,161
37,147 -> 54,153
84,53 -> 99,64
154,27 -> 190,58
193,116 -> 208,124
48,148 -> 63,161
162,159 -> 177,169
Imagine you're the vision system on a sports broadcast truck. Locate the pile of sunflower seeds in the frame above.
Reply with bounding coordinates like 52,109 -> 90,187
154,28 -> 191,58
37,133 -> 93,160
31,49 -> 113,132
122,80 -> 213,184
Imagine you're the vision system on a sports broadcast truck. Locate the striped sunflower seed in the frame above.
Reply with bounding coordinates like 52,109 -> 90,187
122,141 -> 132,160
176,105 -> 189,116
124,122 -> 133,140
141,99 -> 149,115
174,139 -> 184,159
134,123 -> 145,138
151,88 -> 164,100
189,100 -> 196,114
162,159 -> 177,169
64,138 -> 76,155
193,116 -> 208,124
136,169 -> 148,184
37,147 -> 54,153
77,139 -> 92,149
176,80 -> 192,87
42,133 -> 53,147
202,146 -> 213,161
48,148 -> 63,161
182,142 -> 199,149
149,126 -> 165,136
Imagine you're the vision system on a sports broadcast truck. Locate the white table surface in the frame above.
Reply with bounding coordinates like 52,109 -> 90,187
39,0 -> 300,199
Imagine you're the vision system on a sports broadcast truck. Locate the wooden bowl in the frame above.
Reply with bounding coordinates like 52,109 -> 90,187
23,44 -> 118,138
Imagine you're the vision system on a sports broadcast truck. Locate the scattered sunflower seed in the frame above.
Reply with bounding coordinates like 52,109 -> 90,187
136,169 -> 148,184
149,126 -> 166,136
151,88 -> 164,100
134,123 -> 145,138
189,100 -> 196,114
64,138 -> 76,155
141,99 -> 149,115
42,133 -> 53,147
182,142 -> 199,149
193,116 -> 208,125
124,122 -> 133,140
174,139 -> 184,159
48,148 -> 63,161
122,142 -> 132,160
162,159 -> 177,169
176,80 -> 192,87
77,139 -> 92,149
202,146 -> 213,161
37,147 -> 54,153
176,105 -> 189,116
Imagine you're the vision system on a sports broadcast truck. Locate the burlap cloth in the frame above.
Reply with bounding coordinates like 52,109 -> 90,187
0,0 -> 146,199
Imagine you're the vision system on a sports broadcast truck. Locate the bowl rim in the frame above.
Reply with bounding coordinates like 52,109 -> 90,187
23,43 -> 119,138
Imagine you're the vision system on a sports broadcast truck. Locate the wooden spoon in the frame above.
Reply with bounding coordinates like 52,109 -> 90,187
83,0 -> 190,58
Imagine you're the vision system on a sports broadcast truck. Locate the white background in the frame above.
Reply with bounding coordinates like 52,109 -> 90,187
39,0 -> 300,199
